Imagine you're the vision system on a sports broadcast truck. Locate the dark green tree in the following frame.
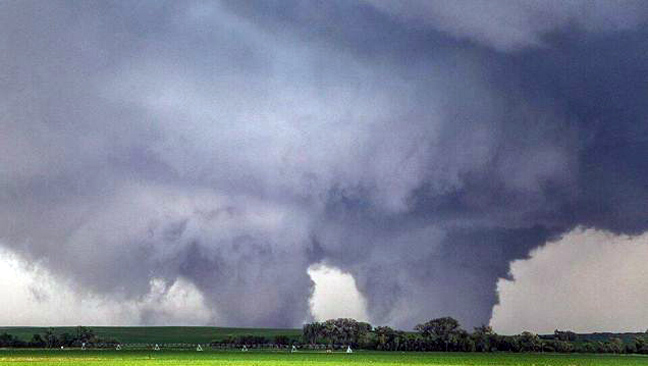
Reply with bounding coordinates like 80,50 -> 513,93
44,328 -> 57,348
415,317 -> 462,352
274,335 -> 290,346
553,329 -> 578,342
519,332 -> 541,352
29,333 -> 46,348
472,325 -> 497,352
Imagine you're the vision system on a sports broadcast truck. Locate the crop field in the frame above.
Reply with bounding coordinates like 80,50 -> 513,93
1,350 -> 648,366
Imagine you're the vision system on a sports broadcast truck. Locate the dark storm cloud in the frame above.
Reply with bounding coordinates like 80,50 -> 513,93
1,0 -> 647,328
361,0 -> 648,50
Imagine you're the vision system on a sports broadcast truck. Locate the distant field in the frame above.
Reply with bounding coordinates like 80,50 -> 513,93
0,326 -> 301,344
1,350 -> 648,366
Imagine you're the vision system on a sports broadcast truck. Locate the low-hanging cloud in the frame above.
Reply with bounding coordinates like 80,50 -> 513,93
1,0 -> 648,329
492,228 -> 648,334
0,246 -> 214,326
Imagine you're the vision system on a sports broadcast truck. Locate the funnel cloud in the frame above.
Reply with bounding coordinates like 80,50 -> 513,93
1,1 -> 648,329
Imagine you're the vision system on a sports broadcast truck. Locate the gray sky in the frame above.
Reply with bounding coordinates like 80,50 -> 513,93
1,0 -> 648,331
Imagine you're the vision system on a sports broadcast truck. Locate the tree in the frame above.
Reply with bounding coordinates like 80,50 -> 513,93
302,323 -> 319,344
44,328 -> 57,348
58,332 -> 74,347
608,337 -> 624,354
0,333 -> 26,348
472,325 -> 497,352
455,330 -> 475,352
75,326 -> 96,344
634,335 -> 648,354
304,319 -> 372,347
549,339 -> 574,353
274,335 -> 290,346
498,335 -> 520,352
29,334 -> 46,348
415,317 -> 462,352
554,329 -> 578,342
519,332 -> 541,352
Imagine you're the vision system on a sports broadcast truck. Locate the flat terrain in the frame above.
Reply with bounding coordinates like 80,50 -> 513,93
0,326 -> 301,343
1,350 -> 647,366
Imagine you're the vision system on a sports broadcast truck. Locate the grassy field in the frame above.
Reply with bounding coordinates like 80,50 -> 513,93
1,350 -> 647,366
0,326 -> 302,344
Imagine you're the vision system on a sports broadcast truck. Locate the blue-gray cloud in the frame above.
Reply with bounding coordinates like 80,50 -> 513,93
1,0 -> 647,329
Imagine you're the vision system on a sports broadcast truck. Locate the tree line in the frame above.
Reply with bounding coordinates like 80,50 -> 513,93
3,320 -> 648,354
0,326 -> 119,348
210,334 -> 297,347
301,317 -> 648,354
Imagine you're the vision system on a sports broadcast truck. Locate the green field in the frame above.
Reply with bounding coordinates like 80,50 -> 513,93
1,350 -> 647,366
0,326 -> 301,344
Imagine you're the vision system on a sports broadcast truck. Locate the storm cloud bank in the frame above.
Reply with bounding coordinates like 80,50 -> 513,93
492,229 -> 648,334
1,1 -> 648,328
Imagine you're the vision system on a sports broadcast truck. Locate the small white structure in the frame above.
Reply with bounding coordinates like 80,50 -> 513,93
196,344 -> 203,352
241,345 -> 248,352
116,344 -> 122,351
291,345 -> 297,353
60,346 -> 64,350
81,342 -> 86,350
154,344 -> 161,351
346,346 -> 353,354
